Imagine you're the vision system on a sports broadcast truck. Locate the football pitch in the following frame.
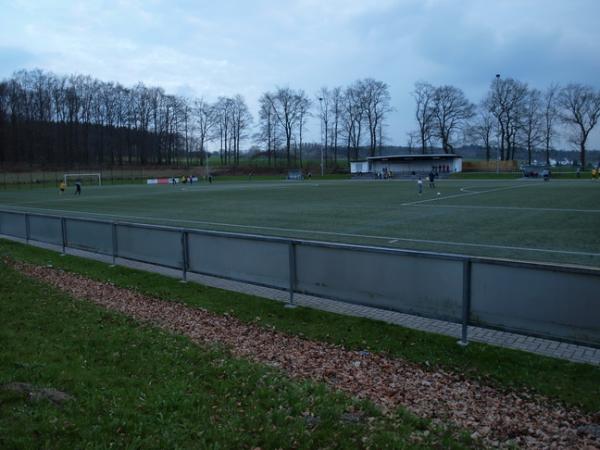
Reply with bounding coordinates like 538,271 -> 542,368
1,178 -> 599,268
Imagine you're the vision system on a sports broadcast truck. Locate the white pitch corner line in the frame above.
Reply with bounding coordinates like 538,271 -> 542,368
401,183 -> 532,207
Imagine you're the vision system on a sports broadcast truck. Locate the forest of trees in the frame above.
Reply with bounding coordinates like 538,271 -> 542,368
1,69 -> 599,170
0,70 -> 393,170
0,69 -> 253,169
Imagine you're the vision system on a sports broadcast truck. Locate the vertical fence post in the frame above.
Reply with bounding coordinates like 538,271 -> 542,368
60,217 -> 67,255
458,259 -> 472,346
25,213 -> 30,244
181,230 -> 189,282
285,241 -> 297,308
111,222 -> 118,266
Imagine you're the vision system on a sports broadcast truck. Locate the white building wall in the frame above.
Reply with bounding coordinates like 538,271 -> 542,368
453,158 -> 462,172
350,161 -> 370,173
370,158 -> 462,175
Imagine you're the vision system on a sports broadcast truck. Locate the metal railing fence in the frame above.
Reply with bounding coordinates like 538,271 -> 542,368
1,209 -> 599,348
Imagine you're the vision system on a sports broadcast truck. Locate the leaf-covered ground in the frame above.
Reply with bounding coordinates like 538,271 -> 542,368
8,258 -> 600,449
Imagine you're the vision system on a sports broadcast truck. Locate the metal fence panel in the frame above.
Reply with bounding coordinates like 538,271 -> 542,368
471,261 -> 600,346
295,245 -> 464,321
116,224 -> 183,269
0,211 -> 27,238
65,219 -> 113,255
187,233 -> 289,289
29,215 -> 62,245
2,208 -> 600,348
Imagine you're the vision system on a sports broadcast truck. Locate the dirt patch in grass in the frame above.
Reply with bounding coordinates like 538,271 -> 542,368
1,382 -> 75,406
9,258 -> 599,449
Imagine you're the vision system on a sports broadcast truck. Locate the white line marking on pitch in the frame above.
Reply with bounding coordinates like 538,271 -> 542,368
402,183 -> 531,206
460,187 -> 482,194
408,204 -> 600,214
2,204 -> 599,258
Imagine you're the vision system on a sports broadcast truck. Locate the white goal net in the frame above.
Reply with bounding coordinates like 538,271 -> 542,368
63,173 -> 102,187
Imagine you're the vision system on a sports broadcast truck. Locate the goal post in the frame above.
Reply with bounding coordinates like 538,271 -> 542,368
63,173 -> 102,187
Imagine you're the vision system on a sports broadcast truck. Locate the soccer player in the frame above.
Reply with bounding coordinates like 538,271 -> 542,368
417,176 -> 423,194
75,179 -> 82,195
428,171 -> 435,188
59,181 -> 65,195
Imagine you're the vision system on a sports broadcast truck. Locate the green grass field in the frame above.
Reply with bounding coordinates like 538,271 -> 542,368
2,258 -> 476,449
1,177 -> 599,267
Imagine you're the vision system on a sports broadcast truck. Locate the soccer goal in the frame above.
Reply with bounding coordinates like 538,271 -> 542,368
63,173 -> 102,187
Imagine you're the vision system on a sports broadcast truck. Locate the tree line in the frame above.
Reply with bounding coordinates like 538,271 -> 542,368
0,69 -> 253,168
411,77 -> 600,167
0,69 -> 394,170
1,68 -> 599,169
256,79 -> 392,169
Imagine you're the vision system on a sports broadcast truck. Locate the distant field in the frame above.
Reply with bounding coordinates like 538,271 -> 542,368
1,178 -> 599,267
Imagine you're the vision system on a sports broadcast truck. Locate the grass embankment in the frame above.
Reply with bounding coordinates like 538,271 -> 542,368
0,249 -> 474,449
1,239 -> 599,417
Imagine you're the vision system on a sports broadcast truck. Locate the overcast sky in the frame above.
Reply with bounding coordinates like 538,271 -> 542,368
1,0 -> 599,149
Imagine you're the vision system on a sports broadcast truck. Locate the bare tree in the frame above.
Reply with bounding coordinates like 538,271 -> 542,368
296,91 -> 311,167
230,95 -> 252,165
466,107 -> 495,161
558,83 -> 600,167
256,93 -> 277,166
406,131 -> 419,154
484,76 -> 528,160
542,84 -> 560,165
341,84 -> 365,162
192,98 -> 217,167
215,96 -> 234,164
357,78 -> 391,156
329,86 -> 343,164
520,88 -> 544,165
431,85 -> 475,153
266,87 -> 303,167
412,82 -> 436,153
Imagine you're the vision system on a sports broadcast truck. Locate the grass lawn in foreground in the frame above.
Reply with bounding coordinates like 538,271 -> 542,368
0,178 -> 599,267
0,259 -> 475,449
2,239 -> 599,415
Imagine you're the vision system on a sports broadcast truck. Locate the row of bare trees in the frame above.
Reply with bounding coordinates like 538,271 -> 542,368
0,70 -> 395,170
256,88 -> 311,168
412,82 -> 475,155
254,79 -> 392,169
316,79 -> 392,166
0,69 -> 254,168
0,69 -> 192,167
412,77 -> 600,166
2,68 -> 598,169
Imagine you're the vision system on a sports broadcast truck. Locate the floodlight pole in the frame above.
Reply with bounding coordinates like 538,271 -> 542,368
319,97 -> 324,177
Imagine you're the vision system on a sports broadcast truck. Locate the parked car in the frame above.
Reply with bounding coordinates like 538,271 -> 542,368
521,165 -> 551,178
